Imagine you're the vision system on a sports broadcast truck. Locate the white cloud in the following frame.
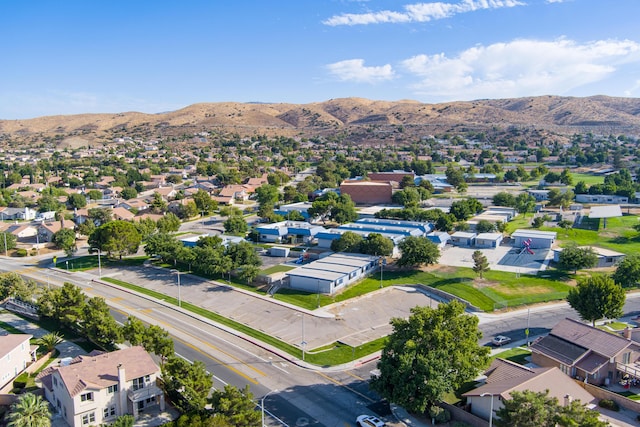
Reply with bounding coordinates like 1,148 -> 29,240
323,0 -> 524,26
325,59 -> 395,83
400,38 -> 640,100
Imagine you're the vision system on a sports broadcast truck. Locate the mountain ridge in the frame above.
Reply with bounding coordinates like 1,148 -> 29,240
2,95 -> 639,146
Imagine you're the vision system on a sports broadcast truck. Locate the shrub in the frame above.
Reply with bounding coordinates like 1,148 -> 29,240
13,372 -> 29,389
428,406 -> 451,424
30,249 -> 37,256
598,399 -> 619,411
16,248 -> 27,257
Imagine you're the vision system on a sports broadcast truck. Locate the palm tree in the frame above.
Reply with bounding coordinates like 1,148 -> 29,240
36,332 -> 63,354
7,393 -> 51,427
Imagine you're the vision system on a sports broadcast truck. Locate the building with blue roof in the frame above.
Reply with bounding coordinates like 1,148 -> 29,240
256,221 -> 326,244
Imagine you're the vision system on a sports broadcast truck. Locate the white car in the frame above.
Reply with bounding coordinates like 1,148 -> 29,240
492,335 -> 512,346
356,415 -> 386,427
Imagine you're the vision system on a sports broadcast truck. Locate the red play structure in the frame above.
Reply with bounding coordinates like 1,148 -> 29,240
520,238 -> 534,255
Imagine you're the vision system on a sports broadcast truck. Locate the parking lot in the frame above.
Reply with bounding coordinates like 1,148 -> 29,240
438,243 -> 552,274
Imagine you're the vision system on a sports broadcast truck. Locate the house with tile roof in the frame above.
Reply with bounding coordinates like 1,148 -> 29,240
530,318 -> 640,385
38,219 -> 76,242
0,334 -> 35,389
36,346 -> 164,427
463,358 -> 596,423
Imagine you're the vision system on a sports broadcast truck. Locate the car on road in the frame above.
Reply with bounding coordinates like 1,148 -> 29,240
356,415 -> 386,427
492,335 -> 512,346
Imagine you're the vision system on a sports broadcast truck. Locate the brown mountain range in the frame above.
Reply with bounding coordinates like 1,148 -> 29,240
2,95 -> 639,147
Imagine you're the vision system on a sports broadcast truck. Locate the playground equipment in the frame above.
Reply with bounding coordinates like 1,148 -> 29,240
520,238 -> 534,255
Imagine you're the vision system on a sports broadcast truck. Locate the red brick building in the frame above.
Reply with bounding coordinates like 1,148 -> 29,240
340,181 -> 393,205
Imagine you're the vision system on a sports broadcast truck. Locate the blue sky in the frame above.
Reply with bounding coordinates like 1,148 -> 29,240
1,0 -> 639,119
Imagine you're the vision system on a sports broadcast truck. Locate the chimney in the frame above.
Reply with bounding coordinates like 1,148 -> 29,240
564,394 -> 573,406
624,327 -> 632,340
117,364 -> 127,414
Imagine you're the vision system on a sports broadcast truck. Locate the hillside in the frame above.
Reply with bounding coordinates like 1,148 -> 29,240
1,95 -> 639,147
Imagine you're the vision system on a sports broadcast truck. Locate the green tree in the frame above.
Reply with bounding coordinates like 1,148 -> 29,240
236,264 -> 261,284
193,189 -> 217,214
0,272 -> 36,301
225,241 -> 261,268
255,184 -> 280,206
82,296 -> 123,347
7,392 -> 51,427
68,193 -> 87,209
547,188 -> 574,208
120,186 -> 138,200
135,217 -> 157,240
567,275 -> 625,326
515,193 -> 536,217
150,192 -> 168,214
208,385 -> 261,427
145,324 -> 175,362
472,250 -> 489,279
445,163 -> 467,192
492,192 -> 516,207
36,332 -> 63,353
88,207 -> 112,226
144,233 -> 182,264
157,213 -> 181,233
397,236 -> 440,268
122,316 -> 147,346
37,282 -> 85,329
86,189 -> 103,201
108,415 -> 135,427
330,231 -> 364,253
223,216 -> 248,235
89,220 -> 142,259
52,228 -> 77,257
612,253 -> 640,288
475,220 -> 496,233
557,245 -> 598,273
370,301 -> 490,414
162,356 -> 213,414
495,389 -> 606,427
360,233 -> 395,257
0,232 -> 17,253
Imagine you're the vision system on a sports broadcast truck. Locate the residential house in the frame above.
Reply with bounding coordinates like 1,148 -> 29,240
112,207 -> 136,221
7,223 -> 38,239
463,358 -> 596,424
0,206 -> 37,221
245,173 -> 269,188
530,318 -> 640,385
117,199 -> 149,212
214,184 -> 253,205
37,346 -> 165,427
38,220 -> 76,242
0,334 -> 35,389
153,187 -> 177,201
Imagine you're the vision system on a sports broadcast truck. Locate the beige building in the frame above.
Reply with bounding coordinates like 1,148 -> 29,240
0,334 -> 35,389
37,346 -> 164,427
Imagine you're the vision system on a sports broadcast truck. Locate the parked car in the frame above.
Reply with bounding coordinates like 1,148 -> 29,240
356,415 -> 386,427
492,335 -> 512,346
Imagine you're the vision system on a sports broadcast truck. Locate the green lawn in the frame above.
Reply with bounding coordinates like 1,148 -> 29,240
55,255 -> 148,271
260,264 -> 296,275
572,173 -> 605,186
491,347 -> 532,365
545,214 -> 640,255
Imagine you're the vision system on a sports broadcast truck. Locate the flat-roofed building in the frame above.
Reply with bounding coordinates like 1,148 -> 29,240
285,253 -> 378,294
450,231 -> 477,247
512,229 -> 557,249
340,180 -> 392,205
475,232 -> 503,249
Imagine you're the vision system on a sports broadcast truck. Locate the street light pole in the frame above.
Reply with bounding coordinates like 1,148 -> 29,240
1,212 -> 6,256
97,249 -> 102,279
480,393 -> 495,427
171,269 -> 182,307
261,389 -> 278,427
380,256 -> 384,288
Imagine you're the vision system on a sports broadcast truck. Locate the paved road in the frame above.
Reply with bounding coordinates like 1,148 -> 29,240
7,253 -> 640,426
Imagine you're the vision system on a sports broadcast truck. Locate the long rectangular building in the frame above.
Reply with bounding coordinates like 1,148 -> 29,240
286,253 -> 378,294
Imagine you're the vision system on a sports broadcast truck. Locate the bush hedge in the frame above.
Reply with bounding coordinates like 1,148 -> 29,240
598,399 -> 620,411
